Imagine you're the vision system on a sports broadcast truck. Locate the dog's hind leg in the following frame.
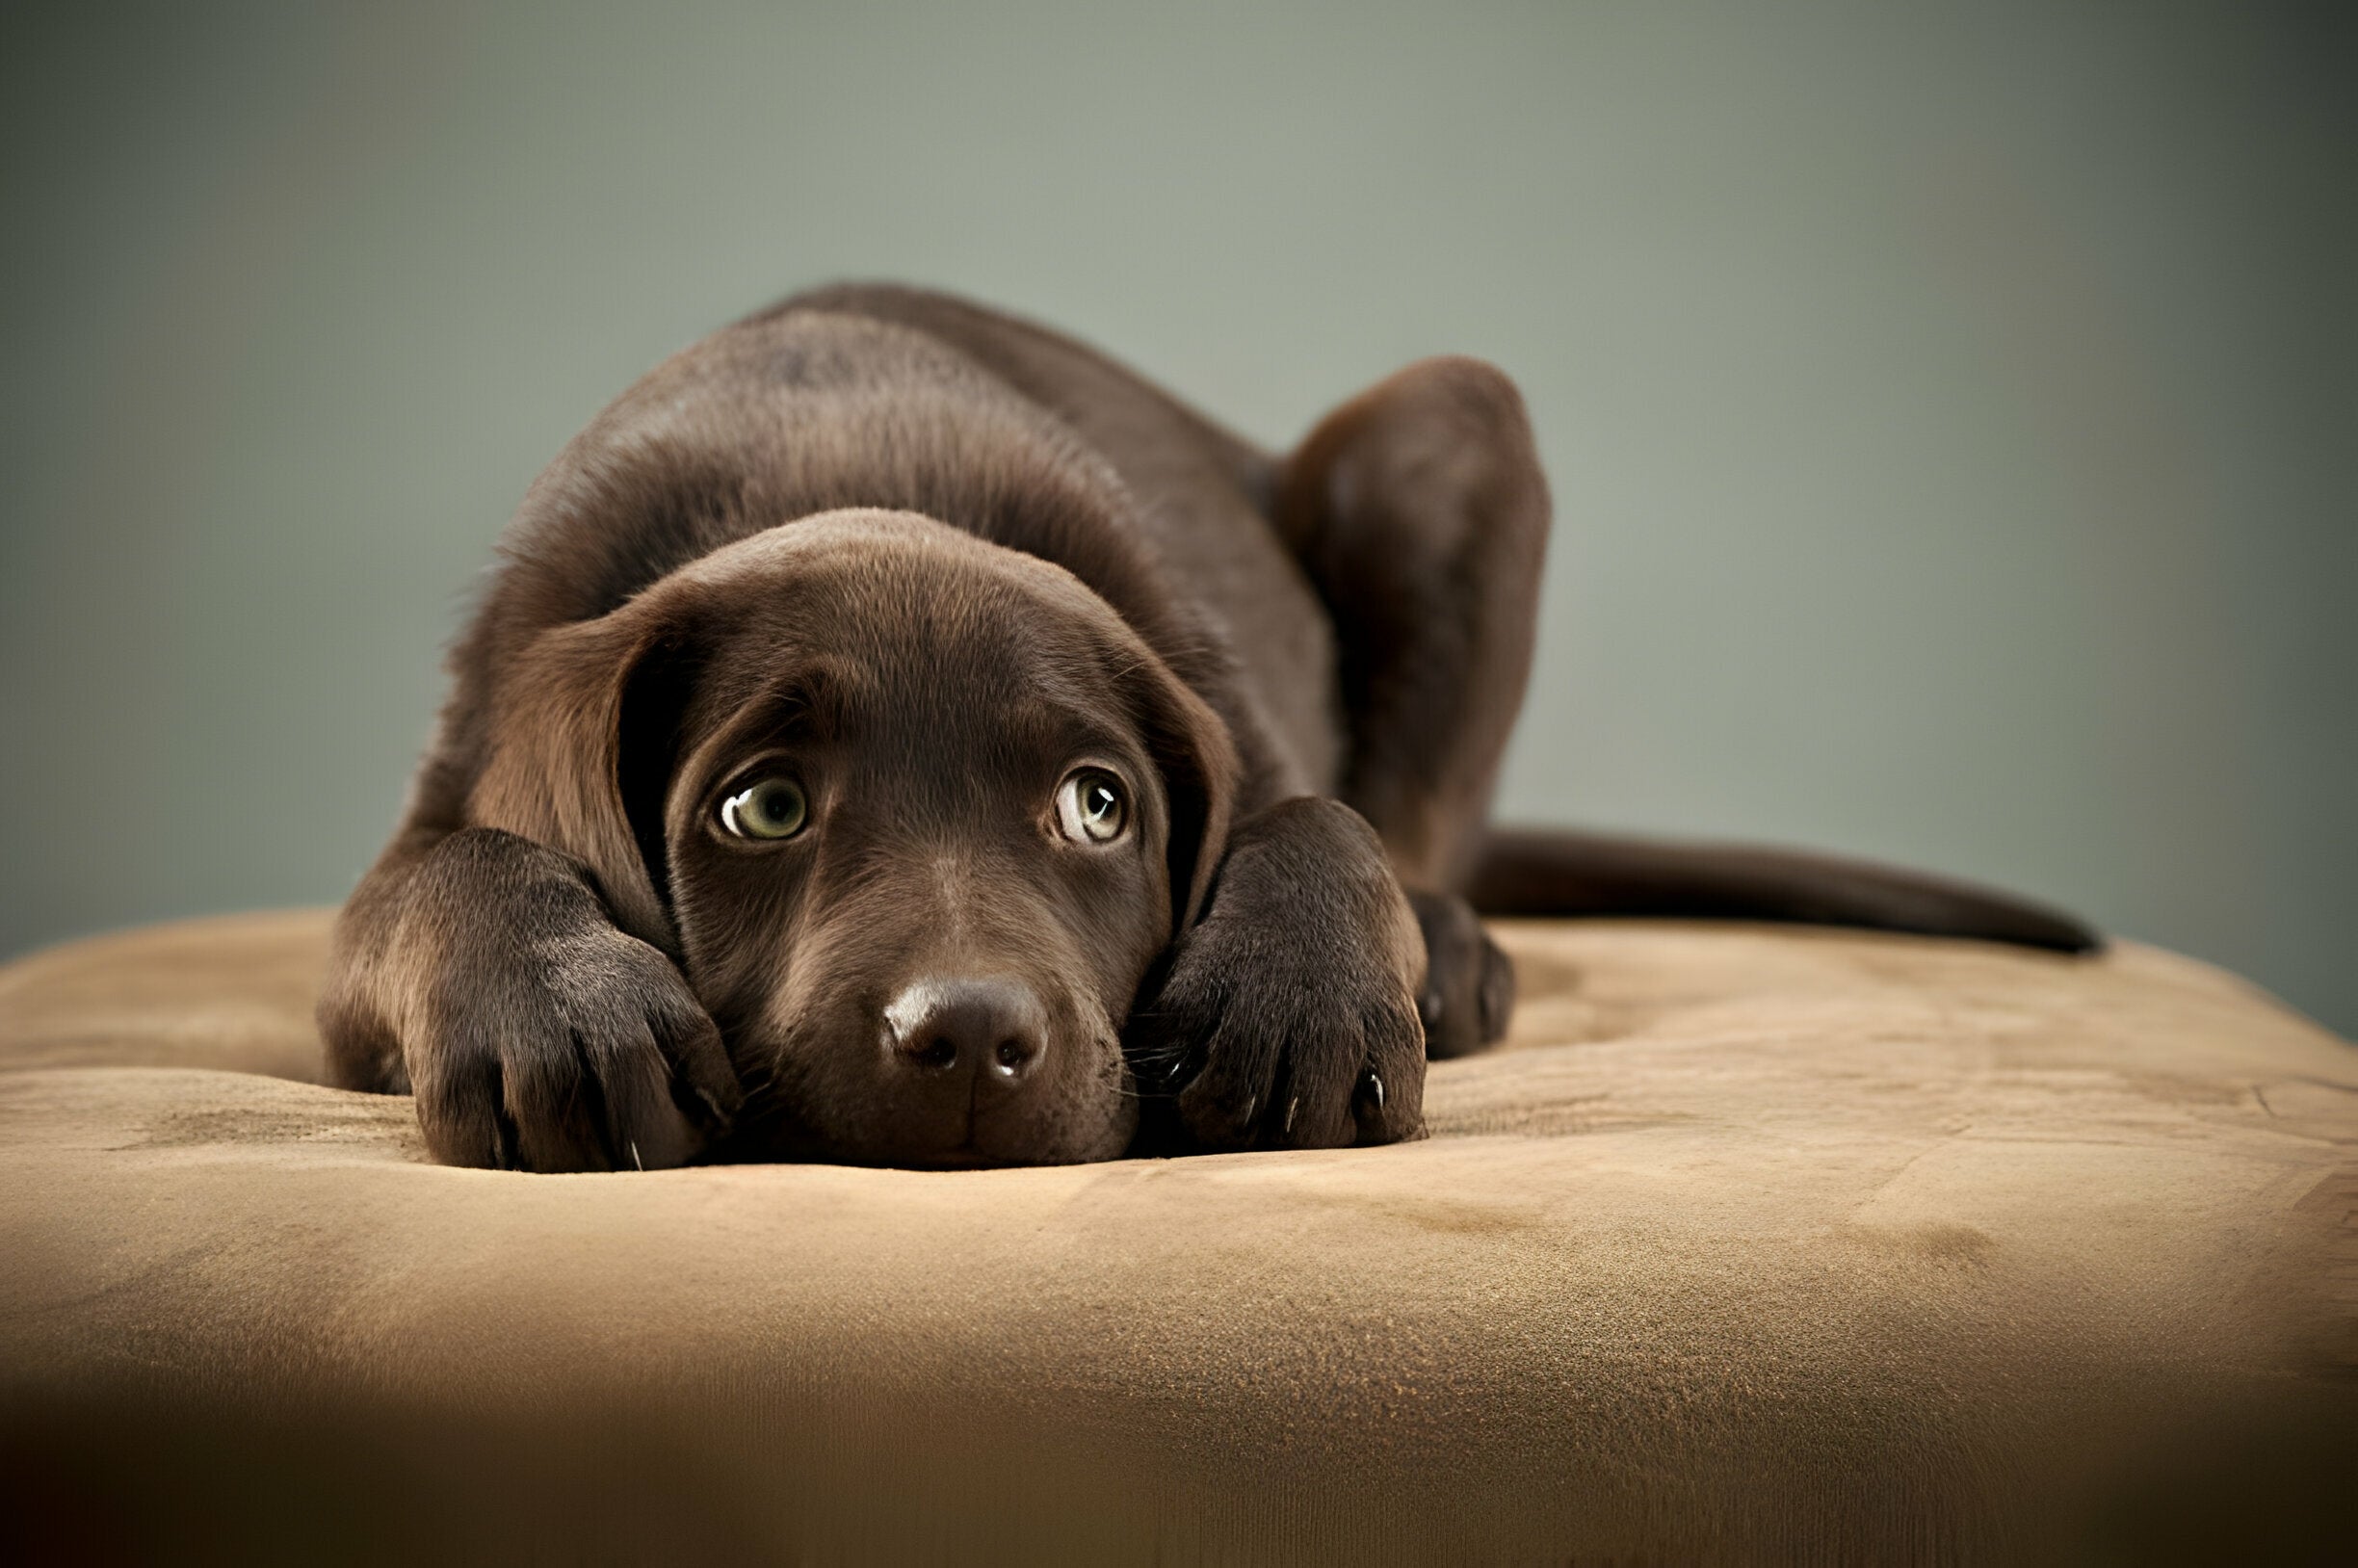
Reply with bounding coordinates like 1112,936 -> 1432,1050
1275,356 -> 2099,984
1275,357 -> 1551,1055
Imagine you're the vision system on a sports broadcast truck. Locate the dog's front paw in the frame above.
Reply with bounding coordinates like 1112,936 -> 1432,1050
1129,798 -> 1427,1151
399,838 -> 743,1171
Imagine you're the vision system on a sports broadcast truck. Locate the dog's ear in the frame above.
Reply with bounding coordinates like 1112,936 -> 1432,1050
1119,651 -> 1240,936
468,602 -> 698,952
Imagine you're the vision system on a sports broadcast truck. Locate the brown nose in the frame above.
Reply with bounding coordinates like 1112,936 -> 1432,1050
882,978 -> 1047,1083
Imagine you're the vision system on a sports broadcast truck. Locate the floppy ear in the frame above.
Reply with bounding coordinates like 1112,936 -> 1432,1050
1120,652 -> 1240,936
468,604 -> 696,953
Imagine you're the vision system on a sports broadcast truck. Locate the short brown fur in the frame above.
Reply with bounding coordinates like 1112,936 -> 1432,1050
322,284 -> 2095,1171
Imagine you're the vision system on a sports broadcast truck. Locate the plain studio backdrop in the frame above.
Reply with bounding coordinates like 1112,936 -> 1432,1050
2,2 -> 2350,1034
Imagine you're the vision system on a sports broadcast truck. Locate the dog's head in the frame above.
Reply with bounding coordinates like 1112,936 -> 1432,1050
467,510 -> 1236,1166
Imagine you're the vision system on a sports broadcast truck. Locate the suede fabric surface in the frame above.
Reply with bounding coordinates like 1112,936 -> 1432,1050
2,911 -> 2351,1564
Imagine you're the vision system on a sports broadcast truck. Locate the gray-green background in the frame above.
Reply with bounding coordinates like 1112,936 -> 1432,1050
5,3 -> 2351,1032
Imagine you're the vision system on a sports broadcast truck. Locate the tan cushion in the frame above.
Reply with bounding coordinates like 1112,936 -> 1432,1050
2,912 -> 2351,1563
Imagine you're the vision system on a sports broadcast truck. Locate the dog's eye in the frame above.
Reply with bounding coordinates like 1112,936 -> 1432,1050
719,776 -> 808,841
1055,769 -> 1128,845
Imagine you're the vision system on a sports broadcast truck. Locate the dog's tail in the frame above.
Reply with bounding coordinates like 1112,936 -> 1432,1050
1462,826 -> 2101,954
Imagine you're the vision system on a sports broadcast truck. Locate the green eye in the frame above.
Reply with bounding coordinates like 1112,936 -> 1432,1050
719,776 -> 807,841
1055,769 -> 1128,845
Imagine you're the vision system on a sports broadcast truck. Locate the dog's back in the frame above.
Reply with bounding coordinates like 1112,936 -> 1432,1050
760,285 -> 1347,797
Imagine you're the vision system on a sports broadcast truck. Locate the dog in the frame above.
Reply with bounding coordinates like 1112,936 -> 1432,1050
320,284 -> 2096,1171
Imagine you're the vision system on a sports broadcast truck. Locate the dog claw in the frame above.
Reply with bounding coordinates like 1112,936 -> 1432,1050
1284,1096 -> 1299,1134
1360,1071 -> 1384,1113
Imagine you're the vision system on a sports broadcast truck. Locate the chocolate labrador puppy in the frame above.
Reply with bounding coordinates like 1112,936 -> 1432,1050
321,284 -> 2094,1172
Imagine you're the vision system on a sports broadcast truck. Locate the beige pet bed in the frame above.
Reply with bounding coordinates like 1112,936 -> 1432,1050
2,912 -> 2350,1563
